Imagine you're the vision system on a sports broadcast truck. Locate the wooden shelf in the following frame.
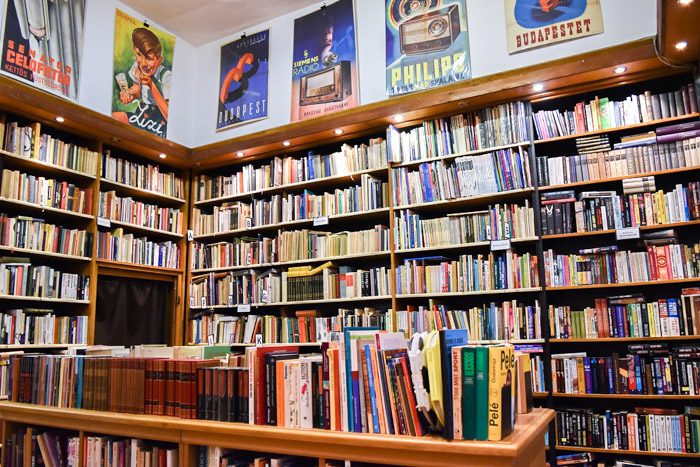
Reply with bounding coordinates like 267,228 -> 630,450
533,392 -> 548,398
552,393 -> 700,400
192,250 -> 391,274
0,244 -> 90,261
96,259 -> 183,275
391,141 -> 531,169
99,218 -> 184,239
534,113 -> 700,144
0,294 -> 89,304
194,166 -> 388,208
0,403 -> 553,467
397,287 -> 542,299
395,237 -> 538,255
0,197 -> 94,220
0,149 -> 97,180
190,295 -> 393,310
554,445 -> 700,458
547,277 -> 700,291
550,335 -> 700,343
0,343 -> 86,350
542,220 -> 700,240
539,164 -> 700,192
394,188 -> 534,212
100,178 -> 186,205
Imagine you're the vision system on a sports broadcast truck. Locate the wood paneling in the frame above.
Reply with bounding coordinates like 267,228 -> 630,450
657,0 -> 700,64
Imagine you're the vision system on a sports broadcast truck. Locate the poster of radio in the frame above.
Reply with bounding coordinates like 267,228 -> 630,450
290,0 -> 359,122
385,0 -> 471,97
504,0 -> 604,54
0,0 -> 86,101
217,30 -> 269,131
111,9 -> 175,138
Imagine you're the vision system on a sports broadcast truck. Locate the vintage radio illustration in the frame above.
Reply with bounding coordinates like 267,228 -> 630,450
399,4 -> 461,55
299,60 -> 352,106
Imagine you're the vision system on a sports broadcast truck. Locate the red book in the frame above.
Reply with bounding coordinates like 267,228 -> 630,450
253,345 -> 298,425
647,246 -> 658,281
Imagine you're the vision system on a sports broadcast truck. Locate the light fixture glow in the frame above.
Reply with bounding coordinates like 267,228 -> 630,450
55,116 -> 65,123
158,153 -> 167,159
236,151 -> 245,157
613,66 -> 627,74
393,114 -> 404,123
334,128 -> 344,135
532,83 -> 545,92
282,140 -> 291,147
675,41 -> 688,50
678,0 -> 693,5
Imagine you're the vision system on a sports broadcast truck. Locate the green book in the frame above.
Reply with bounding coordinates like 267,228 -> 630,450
475,346 -> 489,441
461,346 -> 477,440
599,97 -> 611,129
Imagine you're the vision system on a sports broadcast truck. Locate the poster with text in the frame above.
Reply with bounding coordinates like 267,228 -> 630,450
1,0 -> 87,101
505,0 -> 604,54
386,0 -> 471,97
111,9 -> 175,138
291,0 -> 359,122
217,30 -> 269,131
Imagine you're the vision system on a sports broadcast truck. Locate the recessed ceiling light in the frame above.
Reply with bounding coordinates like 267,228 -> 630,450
675,41 -> 688,50
334,128 -> 344,135
532,83 -> 545,92
158,153 -> 167,159
393,114 -> 404,123
613,66 -> 627,74
236,151 -> 244,157
55,116 -> 65,123
678,0 -> 693,5
282,140 -> 291,147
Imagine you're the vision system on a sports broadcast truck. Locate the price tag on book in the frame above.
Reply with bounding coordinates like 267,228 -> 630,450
227,295 -> 233,307
490,239 -> 511,251
187,230 -> 194,242
313,216 -> 329,226
190,296 -> 195,307
261,290 -> 269,303
245,217 -> 253,229
207,334 -> 214,346
97,217 -> 111,228
616,226 -> 640,240
238,304 -> 251,313
255,334 -> 263,346
201,297 -> 207,308
228,333 -> 236,345
246,252 -> 252,265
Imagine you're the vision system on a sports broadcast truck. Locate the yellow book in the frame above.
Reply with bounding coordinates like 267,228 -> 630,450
308,261 -> 336,276
424,330 -> 444,427
488,344 -> 515,441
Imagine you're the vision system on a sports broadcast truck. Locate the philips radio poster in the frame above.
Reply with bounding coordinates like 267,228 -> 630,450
111,9 -> 175,138
217,30 -> 269,131
0,0 -> 86,101
505,0 -> 604,54
385,0 -> 471,97
290,0 -> 359,122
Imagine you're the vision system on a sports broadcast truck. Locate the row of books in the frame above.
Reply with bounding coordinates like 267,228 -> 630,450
98,190 -> 183,234
0,259 -> 89,300
277,226 -> 389,263
0,213 -> 93,257
197,447 -> 313,467
390,149 -> 531,207
535,135 -> 700,187
394,202 -> 535,251
191,236 -> 276,271
551,344 -> 700,396
1,121 -> 99,176
543,242 -> 700,287
532,83 -> 698,139
555,453 -> 692,467
395,252 -> 539,295
4,429 -> 80,467
0,169 -> 93,215
101,151 -> 184,199
96,230 -> 181,269
85,436 -> 178,467
0,351 -> 18,399
193,140 -> 388,202
0,308 -> 87,345
386,101 -> 528,163
549,291 -> 700,339
556,406 -> 700,453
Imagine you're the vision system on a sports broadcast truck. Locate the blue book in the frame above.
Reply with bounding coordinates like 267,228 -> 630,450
343,327 -> 379,433
418,163 -> 433,202
364,344 -> 380,433
634,355 -> 643,394
439,329 -> 468,439
615,306 -> 625,338
605,357 -> 615,394
75,356 -> 84,408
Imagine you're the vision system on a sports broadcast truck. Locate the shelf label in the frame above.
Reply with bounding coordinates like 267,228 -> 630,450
261,290 -> 269,303
616,226 -> 640,240
313,216 -> 329,226
190,296 -> 195,307
245,217 -> 253,229
490,239 -> 511,251
227,295 -> 234,307
187,230 -> 194,241
229,333 -> 236,345
246,252 -> 252,265
207,334 -> 214,346
201,297 -> 207,308
97,218 -> 111,228
255,334 -> 263,346
238,304 -> 251,313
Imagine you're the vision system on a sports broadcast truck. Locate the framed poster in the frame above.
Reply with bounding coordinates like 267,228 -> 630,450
0,0 -> 87,101
290,0 -> 359,122
217,30 -> 269,131
385,0 -> 471,97
505,0 -> 604,54
111,9 -> 175,138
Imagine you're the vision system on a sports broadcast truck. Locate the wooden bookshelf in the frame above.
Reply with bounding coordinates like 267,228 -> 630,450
554,445 -> 700,458
0,149 -> 97,180
546,277 -> 700,291
103,218 -> 185,239
396,288 -> 542,299
0,295 -> 89,304
96,259 -> 183,275
552,393 -> 700,400
539,164 -> 700,192
394,188 -> 534,212
0,197 -> 94,220
189,294 -> 393,310
99,178 -> 186,205
395,237 -> 539,255
542,220 -> 700,240
392,141 -> 531,168
0,245 -> 90,261
0,344 -> 86,350
550,335 -> 700,343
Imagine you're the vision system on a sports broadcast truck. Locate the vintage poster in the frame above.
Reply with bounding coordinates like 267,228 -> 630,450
290,0 -> 359,122
504,0 -> 604,54
217,29 -> 269,131
111,9 -> 175,138
385,0 -> 471,97
0,0 -> 87,101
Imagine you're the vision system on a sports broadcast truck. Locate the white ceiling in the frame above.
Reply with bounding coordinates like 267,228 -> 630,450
120,0 -> 321,46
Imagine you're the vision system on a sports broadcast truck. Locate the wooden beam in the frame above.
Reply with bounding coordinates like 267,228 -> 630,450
657,0 -> 700,65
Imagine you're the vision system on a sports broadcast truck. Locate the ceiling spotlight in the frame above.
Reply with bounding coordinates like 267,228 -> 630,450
282,140 -> 291,147
532,83 -> 545,92
236,151 -> 245,157
334,128 -> 344,135
55,116 -> 65,123
675,41 -> 688,50
393,114 -> 404,123
159,153 -> 167,159
613,66 -> 627,74
678,0 -> 693,5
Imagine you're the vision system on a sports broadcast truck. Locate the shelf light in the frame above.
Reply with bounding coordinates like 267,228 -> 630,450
613,66 -> 627,74
236,151 -> 245,157
678,0 -> 693,5
675,41 -> 688,50
532,83 -> 545,92
392,114 -> 404,123
334,128 -> 344,135
55,116 -> 65,123
159,153 -> 167,159
282,140 -> 291,147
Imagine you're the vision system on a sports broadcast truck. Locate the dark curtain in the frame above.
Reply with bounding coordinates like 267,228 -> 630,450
95,275 -> 170,346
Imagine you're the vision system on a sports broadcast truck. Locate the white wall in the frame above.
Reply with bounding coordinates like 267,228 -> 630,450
0,0 -> 196,146
191,0 -> 657,147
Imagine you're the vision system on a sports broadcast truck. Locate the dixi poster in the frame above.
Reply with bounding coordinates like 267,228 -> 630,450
111,9 -> 175,138
217,30 -> 269,131
1,0 -> 87,101
504,0 -> 604,54
386,0 -> 471,97
290,0 -> 359,122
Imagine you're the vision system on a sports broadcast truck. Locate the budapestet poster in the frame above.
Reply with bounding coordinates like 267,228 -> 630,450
217,30 -> 269,131
290,0 -> 359,122
111,9 -> 175,138
504,0 -> 604,54
0,0 -> 87,101
385,0 -> 471,97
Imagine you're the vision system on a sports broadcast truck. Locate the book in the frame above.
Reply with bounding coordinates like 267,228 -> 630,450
439,329 -> 468,439
487,344 -> 515,441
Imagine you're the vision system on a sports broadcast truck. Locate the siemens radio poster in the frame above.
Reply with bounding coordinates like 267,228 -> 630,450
1,0 -> 86,101
290,0 -> 359,122
505,0 -> 604,54
111,9 -> 175,138
385,0 -> 471,97
217,30 -> 269,131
